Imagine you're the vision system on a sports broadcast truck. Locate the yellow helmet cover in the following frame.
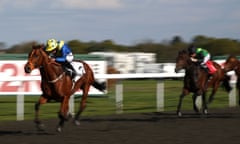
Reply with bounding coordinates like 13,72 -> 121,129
46,39 -> 58,51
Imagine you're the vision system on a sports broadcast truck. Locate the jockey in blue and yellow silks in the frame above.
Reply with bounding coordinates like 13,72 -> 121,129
45,39 -> 76,80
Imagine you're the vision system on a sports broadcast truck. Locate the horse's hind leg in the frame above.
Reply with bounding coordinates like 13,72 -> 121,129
202,92 -> 208,115
237,80 -> 240,105
192,94 -> 200,113
74,84 -> 90,125
208,82 -> 219,104
238,87 -> 240,105
35,96 -> 47,131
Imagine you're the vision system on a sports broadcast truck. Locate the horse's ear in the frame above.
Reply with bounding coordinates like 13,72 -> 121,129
179,49 -> 185,54
32,41 -> 39,48
32,44 -> 37,49
40,44 -> 45,48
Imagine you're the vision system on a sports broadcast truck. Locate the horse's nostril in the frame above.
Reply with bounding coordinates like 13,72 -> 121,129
175,68 -> 178,73
24,66 -> 31,73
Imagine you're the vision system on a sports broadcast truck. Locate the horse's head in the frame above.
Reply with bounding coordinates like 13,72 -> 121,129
175,50 -> 190,73
224,55 -> 239,72
24,44 -> 47,73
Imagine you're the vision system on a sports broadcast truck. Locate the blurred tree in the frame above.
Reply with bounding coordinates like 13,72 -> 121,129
0,42 -> 6,49
192,35 -> 214,45
171,35 -> 183,45
205,38 -> 240,56
6,41 -> 38,53
67,39 -> 88,54
1,35 -> 240,63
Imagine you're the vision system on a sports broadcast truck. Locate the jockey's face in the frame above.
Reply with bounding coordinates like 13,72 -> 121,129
190,53 -> 196,57
47,49 -> 57,57
51,49 -> 57,54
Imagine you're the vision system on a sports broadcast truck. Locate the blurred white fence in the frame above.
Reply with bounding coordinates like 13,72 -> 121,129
0,73 -> 237,121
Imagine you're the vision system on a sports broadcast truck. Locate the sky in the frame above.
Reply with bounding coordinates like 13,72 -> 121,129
0,0 -> 239,47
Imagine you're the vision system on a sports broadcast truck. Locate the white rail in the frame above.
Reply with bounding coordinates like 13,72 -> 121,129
0,73 -> 185,81
0,72 -> 237,121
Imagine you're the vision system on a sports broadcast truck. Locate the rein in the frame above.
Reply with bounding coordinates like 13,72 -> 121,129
233,61 -> 240,71
48,72 -> 65,83
40,50 -> 65,83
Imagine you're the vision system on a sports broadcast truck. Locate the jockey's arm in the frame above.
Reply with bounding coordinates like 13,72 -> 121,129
55,45 -> 72,63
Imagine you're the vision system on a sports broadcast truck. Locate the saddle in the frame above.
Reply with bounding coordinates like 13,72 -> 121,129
64,61 -> 86,81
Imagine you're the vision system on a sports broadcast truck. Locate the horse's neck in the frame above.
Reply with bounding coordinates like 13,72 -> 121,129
234,61 -> 240,75
41,59 -> 64,81
186,59 -> 196,70
185,62 -> 202,76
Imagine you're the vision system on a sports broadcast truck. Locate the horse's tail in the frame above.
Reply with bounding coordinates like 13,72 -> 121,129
222,74 -> 232,93
92,80 -> 106,92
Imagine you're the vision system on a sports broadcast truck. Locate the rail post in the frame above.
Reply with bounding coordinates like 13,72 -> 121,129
115,80 -> 123,114
69,95 -> 75,115
229,81 -> 237,107
156,80 -> 164,112
16,81 -> 24,121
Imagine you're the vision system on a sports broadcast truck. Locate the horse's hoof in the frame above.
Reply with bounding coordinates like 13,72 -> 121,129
36,123 -> 45,131
203,109 -> 208,115
74,120 -> 81,126
177,111 -> 182,117
56,126 -> 62,133
195,96 -> 202,110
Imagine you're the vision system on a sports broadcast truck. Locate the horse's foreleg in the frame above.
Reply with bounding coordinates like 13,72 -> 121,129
74,84 -> 90,125
57,96 -> 70,132
202,92 -> 208,115
35,96 -> 47,131
177,89 -> 189,117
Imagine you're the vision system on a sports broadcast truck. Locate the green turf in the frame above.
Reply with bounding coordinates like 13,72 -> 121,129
0,79 -> 235,121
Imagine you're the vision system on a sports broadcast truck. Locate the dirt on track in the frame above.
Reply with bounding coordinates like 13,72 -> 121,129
0,107 -> 240,144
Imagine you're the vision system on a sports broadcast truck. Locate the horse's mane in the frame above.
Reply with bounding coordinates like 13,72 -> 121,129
32,44 -> 44,49
228,54 -> 238,59
177,50 -> 190,59
178,49 -> 188,55
31,44 -> 61,67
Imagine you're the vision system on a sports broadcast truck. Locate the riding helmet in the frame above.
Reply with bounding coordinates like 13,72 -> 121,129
46,39 -> 58,52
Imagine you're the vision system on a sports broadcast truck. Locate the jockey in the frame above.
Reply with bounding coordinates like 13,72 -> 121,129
45,39 -> 76,80
188,45 -> 216,74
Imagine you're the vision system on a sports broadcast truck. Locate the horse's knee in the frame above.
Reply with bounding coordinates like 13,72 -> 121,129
58,112 -> 69,121
35,102 -> 40,111
80,102 -> 87,110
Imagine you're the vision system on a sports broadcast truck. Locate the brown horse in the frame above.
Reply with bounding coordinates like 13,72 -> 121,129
24,44 -> 106,132
175,50 -> 231,116
175,50 -> 209,116
224,55 -> 240,105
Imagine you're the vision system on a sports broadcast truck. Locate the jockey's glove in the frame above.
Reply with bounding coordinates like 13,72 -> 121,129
190,57 -> 198,62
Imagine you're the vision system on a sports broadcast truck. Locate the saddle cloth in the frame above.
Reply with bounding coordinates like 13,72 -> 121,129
206,60 -> 217,74
71,61 -> 86,76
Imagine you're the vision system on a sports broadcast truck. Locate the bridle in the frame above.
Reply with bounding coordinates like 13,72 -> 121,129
30,47 -> 66,84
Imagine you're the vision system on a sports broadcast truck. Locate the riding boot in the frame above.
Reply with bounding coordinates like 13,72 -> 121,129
201,64 -> 209,73
71,71 -> 77,82
64,62 -> 76,81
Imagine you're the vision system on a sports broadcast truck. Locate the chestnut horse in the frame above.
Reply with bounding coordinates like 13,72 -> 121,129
175,50 -> 231,116
224,55 -> 240,105
24,45 -> 106,132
